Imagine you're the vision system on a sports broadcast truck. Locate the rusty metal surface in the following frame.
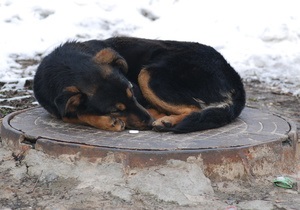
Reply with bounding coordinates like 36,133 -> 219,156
4,107 -> 291,150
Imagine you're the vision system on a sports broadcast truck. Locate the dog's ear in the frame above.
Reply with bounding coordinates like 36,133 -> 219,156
54,86 -> 86,117
93,48 -> 128,74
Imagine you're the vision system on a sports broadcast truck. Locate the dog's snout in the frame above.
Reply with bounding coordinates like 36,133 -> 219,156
147,117 -> 155,128
134,111 -> 154,130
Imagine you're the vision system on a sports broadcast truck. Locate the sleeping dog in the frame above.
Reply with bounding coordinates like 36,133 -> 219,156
33,37 -> 245,133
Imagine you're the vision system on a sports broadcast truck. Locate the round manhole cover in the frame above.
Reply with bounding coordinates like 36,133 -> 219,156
3,107 -> 292,150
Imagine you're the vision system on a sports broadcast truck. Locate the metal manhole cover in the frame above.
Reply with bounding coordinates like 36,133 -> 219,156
3,107 -> 292,150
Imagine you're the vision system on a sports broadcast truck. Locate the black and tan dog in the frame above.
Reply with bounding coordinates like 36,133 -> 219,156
33,37 -> 245,133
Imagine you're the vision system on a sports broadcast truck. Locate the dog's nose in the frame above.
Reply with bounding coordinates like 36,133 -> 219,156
147,117 -> 155,128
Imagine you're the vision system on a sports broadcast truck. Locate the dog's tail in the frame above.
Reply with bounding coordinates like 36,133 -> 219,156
171,88 -> 246,133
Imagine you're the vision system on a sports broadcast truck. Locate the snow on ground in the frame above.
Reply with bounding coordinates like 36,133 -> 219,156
1,0 -> 300,95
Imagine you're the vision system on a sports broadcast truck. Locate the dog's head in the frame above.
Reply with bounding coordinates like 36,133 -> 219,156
55,48 -> 153,131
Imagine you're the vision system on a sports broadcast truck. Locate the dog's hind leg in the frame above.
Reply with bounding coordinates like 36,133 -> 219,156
138,68 -> 201,132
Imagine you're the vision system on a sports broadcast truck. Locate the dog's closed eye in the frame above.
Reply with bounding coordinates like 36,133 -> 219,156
110,107 -> 119,113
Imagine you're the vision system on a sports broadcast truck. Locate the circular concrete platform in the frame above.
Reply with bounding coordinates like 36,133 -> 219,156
1,107 -> 298,180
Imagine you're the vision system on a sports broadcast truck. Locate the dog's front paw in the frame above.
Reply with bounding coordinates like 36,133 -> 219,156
152,117 -> 174,132
110,117 -> 125,131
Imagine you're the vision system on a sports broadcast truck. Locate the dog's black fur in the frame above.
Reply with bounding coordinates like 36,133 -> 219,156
33,37 -> 245,133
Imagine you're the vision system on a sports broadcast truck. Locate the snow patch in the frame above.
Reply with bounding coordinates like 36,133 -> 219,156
1,0 -> 300,95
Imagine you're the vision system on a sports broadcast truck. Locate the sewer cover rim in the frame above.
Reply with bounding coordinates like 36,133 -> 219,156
2,106 -> 294,151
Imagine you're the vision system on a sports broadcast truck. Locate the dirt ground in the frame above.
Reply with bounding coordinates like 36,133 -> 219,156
0,80 -> 300,210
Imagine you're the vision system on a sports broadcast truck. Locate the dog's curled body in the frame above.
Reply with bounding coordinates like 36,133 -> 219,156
34,37 -> 245,133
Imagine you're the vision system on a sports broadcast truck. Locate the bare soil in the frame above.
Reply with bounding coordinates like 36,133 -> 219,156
0,80 -> 300,210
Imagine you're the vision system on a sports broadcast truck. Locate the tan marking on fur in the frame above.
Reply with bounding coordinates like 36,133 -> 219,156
138,69 -> 200,115
146,108 -> 167,119
126,88 -> 133,98
93,48 -> 117,64
78,115 -> 125,131
116,103 -> 126,111
65,94 -> 81,113
64,86 -> 80,93
93,48 -> 128,74
116,58 -> 128,73
93,48 -> 115,78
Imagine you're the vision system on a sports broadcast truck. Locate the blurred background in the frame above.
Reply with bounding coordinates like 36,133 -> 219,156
0,0 -> 299,95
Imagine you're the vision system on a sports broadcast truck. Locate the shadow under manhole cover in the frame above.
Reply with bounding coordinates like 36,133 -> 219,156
1,107 -> 298,180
